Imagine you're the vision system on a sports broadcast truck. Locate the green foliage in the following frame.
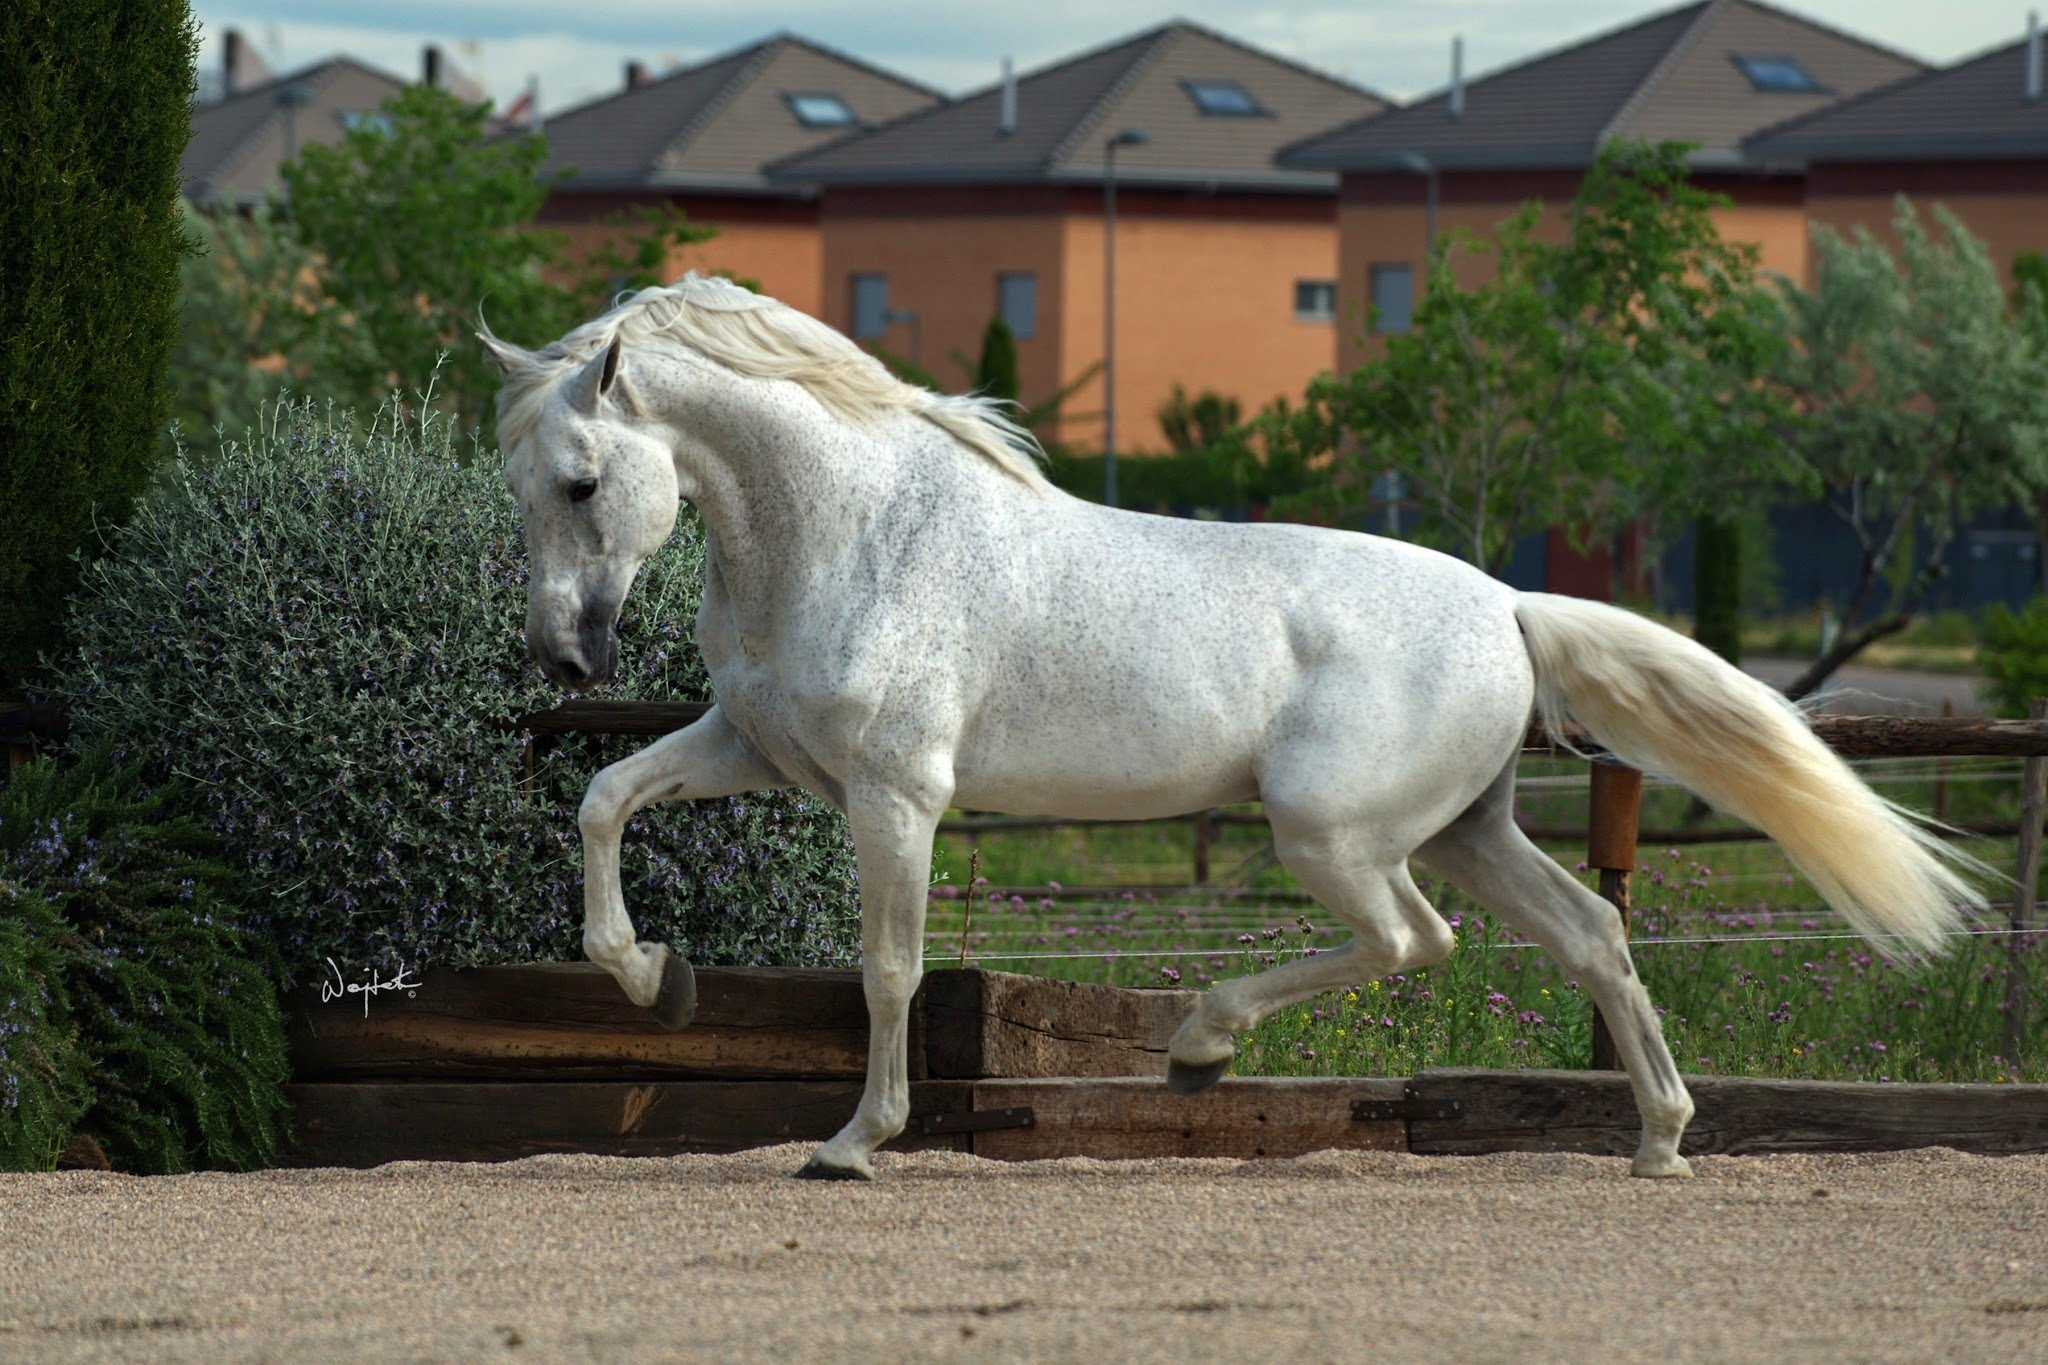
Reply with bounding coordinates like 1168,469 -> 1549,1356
1772,200 -> 2048,696
2013,249 -> 2048,318
973,315 -> 1020,403
1049,397 -> 1314,514
1692,516 -> 1743,665
1156,385 -> 1241,454
1976,598 -> 2048,717
169,199 -> 314,439
41,398 -> 861,987
1281,140 -> 1793,574
175,87 -> 716,447
0,1 -> 199,690
0,882 -> 90,1171
0,747 -> 290,1173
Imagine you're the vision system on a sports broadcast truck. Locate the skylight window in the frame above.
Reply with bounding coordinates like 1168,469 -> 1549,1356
786,92 -> 856,128
1734,55 -> 1823,93
1184,79 -> 1266,117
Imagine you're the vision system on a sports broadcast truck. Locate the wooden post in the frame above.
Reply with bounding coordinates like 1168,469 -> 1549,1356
1587,760 -> 1643,1071
2008,699 -> 2047,1065
1193,809 -> 1213,885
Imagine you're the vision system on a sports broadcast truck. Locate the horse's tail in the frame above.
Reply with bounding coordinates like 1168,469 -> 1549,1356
1514,592 -> 1987,955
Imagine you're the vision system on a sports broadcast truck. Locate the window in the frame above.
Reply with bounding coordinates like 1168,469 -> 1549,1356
786,92 -> 856,127
1294,280 -> 1336,322
1183,79 -> 1266,117
336,110 -> 394,135
1733,55 -> 1823,93
850,273 -> 889,339
997,272 -> 1037,339
1369,265 -> 1414,334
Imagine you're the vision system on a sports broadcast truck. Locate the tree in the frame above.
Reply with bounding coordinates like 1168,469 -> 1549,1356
0,1 -> 199,690
1279,141 -> 1794,580
1772,201 -> 2048,698
184,86 -> 716,445
973,315 -> 1020,403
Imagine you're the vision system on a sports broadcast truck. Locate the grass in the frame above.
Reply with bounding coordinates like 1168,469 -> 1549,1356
927,752 -> 2048,1083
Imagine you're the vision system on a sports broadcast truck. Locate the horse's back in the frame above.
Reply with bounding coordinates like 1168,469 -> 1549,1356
938,497 -> 1532,824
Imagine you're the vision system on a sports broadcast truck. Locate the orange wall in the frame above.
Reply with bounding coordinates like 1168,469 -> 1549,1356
820,209 -> 1069,408
1060,208 -> 1340,452
664,222 -> 823,316
539,192 -> 824,318
1805,193 -> 2048,287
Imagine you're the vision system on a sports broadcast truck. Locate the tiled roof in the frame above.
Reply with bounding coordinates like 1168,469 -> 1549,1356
1279,0 -> 1921,172
768,21 -> 1386,192
537,35 -> 941,194
1746,35 -> 2048,162
181,57 -> 410,206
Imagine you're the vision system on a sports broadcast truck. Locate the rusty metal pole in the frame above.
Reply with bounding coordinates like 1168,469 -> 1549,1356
1587,760 -> 1643,1070
1193,809 -> 1213,885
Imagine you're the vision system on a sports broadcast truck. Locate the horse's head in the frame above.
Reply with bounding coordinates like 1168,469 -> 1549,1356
483,330 -> 678,690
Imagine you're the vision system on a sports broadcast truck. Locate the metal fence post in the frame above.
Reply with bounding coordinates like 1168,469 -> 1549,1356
2008,698 -> 2047,1065
1587,759 -> 1643,1070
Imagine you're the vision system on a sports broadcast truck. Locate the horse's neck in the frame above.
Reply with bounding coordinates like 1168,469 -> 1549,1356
653,354 -> 957,623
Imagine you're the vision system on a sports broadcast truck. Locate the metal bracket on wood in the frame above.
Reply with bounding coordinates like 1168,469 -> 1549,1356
1352,1098 -> 1461,1122
917,1106 -> 1036,1136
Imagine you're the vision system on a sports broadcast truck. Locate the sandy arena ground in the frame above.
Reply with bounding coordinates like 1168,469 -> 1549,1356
2,1145 -> 2045,1362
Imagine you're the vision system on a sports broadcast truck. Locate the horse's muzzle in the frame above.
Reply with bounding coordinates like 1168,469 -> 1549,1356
533,611 -> 619,690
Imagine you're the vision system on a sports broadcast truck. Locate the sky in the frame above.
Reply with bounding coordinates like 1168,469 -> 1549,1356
191,1 -> 2039,114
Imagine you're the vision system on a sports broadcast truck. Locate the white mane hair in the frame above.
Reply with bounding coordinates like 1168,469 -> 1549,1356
486,273 -> 1049,488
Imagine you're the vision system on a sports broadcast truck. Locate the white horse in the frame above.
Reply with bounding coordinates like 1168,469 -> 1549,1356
481,274 -> 1984,1181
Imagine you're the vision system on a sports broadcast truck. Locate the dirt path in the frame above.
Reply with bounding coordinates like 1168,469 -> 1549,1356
3,1146 -> 2044,1362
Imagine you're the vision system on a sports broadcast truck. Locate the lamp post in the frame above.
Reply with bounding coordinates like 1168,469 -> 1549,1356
1395,150 -> 1438,261
1102,127 -> 1149,509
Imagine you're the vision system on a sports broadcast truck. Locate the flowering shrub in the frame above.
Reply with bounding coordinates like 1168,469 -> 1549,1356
0,748 -> 288,1173
41,399 -> 860,986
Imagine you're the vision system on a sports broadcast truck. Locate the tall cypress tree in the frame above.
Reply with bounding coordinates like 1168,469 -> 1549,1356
0,2 -> 198,690
974,315 -> 1021,404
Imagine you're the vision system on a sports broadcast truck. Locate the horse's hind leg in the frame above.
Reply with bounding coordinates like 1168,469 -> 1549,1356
576,706 -> 788,1025
1167,823 -> 1454,1093
1418,768 -> 1696,1178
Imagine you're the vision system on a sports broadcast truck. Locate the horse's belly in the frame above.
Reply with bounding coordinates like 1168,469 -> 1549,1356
948,710 -> 1265,820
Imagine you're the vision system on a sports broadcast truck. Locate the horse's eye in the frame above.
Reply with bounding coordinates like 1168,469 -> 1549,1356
568,477 -> 598,504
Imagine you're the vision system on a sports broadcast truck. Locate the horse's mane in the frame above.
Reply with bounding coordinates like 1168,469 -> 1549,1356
488,273 -> 1049,488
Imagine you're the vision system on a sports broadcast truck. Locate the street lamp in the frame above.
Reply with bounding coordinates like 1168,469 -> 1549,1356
1395,150 -> 1438,261
1102,127 -> 1149,509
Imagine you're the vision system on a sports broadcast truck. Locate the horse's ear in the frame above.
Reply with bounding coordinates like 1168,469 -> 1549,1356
477,330 -> 529,377
565,335 -> 624,414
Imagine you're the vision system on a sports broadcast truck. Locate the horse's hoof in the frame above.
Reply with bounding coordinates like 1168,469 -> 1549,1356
793,1157 -> 872,1182
1630,1151 -> 1694,1179
651,950 -> 696,1030
1166,1057 -> 1231,1095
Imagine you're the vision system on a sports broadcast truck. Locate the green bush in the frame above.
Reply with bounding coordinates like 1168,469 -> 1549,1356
41,399 -> 861,987
0,1 -> 199,689
1978,598 -> 2048,717
0,748 -> 288,1173
0,881 -> 90,1170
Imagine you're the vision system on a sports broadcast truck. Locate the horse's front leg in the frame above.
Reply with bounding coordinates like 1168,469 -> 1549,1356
577,705 -> 788,1025
797,787 -> 940,1181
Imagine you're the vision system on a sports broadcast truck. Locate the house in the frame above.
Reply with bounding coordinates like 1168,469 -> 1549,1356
1745,21 -> 2048,285
533,35 -> 942,315
766,21 -> 1386,454
1278,0 -> 1923,377
182,55 -> 412,208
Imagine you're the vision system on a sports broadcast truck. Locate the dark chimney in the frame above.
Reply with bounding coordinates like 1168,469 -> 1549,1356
625,60 -> 651,90
423,45 -> 444,90
224,29 -> 245,96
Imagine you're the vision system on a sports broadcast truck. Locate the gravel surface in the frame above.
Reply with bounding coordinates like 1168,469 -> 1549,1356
3,1146 -> 2045,1362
